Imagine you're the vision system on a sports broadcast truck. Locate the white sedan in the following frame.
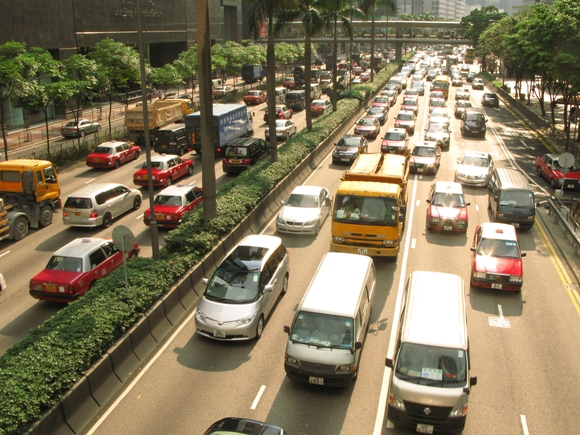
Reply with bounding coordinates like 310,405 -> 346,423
429,108 -> 451,127
213,86 -> 234,98
455,87 -> 471,100
276,185 -> 332,235
265,119 -> 298,141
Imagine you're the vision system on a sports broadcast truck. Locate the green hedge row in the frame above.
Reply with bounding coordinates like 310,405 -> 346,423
0,61 -> 402,435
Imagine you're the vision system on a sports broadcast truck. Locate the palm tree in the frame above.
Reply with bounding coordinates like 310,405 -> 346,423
276,1 -> 325,132
249,0 -> 294,162
319,0 -> 366,111
360,0 -> 397,82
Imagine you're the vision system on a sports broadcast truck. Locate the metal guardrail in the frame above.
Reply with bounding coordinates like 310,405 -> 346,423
540,197 -> 580,256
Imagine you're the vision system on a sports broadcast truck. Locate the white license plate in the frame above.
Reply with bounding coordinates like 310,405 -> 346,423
309,376 -> 324,385
443,225 -> 453,231
492,283 -> 503,289
417,168 -> 424,172
389,151 -> 395,154
213,330 -> 226,338
358,248 -> 368,254
416,424 -> 434,434
567,184 -> 574,188
341,158 -> 351,162
512,223 -> 520,228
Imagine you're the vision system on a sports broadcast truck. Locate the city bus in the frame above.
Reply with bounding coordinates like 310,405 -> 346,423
431,75 -> 451,100
465,48 -> 475,64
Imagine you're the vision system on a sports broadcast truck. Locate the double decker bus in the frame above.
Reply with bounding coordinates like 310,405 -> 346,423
431,75 -> 451,100
465,48 -> 475,64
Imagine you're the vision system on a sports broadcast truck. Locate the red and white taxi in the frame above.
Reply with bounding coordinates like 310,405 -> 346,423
534,153 -> 580,189
354,116 -> 381,139
426,181 -> 470,232
243,90 -> 267,105
133,154 -> 193,188
29,238 -> 139,303
381,127 -> 410,155
144,185 -> 203,228
263,105 -> 293,122
470,222 -> 526,292
283,77 -> 295,88
371,96 -> 390,109
310,99 -> 332,116
409,141 -> 441,174
86,140 -> 141,169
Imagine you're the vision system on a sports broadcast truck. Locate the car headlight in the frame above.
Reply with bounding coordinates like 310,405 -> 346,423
383,240 -> 395,245
478,173 -> 488,179
388,394 -> 406,411
527,215 -> 535,220
305,220 -> 317,226
277,215 -> 284,223
497,213 -> 504,217
449,404 -> 468,417
285,355 -> 298,364
338,363 -> 356,372
237,314 -> 256,325
430,217 -> 440,223
556,178 -> 564,185
509,276 -> 523,283
473,271 -> 486,279
196,310 -> 206,320
333,236 -> 345,243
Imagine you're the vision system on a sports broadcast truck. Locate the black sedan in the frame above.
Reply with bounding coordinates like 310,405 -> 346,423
332,134 -> 368,165
203,418 -> 286,435
481,92 -> 500,108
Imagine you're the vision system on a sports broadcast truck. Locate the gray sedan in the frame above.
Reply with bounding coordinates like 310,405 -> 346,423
265,119 -> 298,141
60,119 -> 101,138
276,185 -> 331,235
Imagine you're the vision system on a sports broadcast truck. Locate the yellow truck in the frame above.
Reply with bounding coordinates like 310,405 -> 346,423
330,153 -> 409,257
0,159 -> 61,241
125,99 -> 194,145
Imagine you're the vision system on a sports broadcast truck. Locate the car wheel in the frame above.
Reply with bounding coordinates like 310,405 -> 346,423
96,125 -> 101,132
129,250 -> 138,259
425,216 -> 431,232
12,216 -> 28,241
134,151 -> 140,160
281,273 -> 289,295
255,315 -> 264,340
39,205 -> 53,227
80,130 -> 86,138
188,165 -> 194,176
102,213 -> 113,228
178,147 -> 185,156
166,177 -> 173,187
285,133 -> 289,140
114,159 -> 120,169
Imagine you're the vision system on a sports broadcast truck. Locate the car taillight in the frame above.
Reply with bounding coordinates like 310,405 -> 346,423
63,211 -> 68,217
223,159 -> 231,164
89,209 -> 98,218
241,159 -> 252,165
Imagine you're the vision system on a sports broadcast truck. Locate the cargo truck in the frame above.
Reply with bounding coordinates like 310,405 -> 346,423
125,99 -> 194,146
330,153 -> 409,258
0,159 -> 61,241
242,64 -> 264,84
185,104 -> 254,156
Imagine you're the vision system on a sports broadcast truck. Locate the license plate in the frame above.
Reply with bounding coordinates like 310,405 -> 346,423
44,284 -> 57,292
309,376 -> 324,385
93,158 -> 100,162
231,159 -> 240,164
73,212 -> 81,216
416,424 -> 434,434
389,151 -> 395,154
492,283 -> 503,289
341,158 -> 351,162
142,175 -> 148,180
417,168 -> 424,172
443,225 -> 453,231
162,144 -> 167,148
567,184 -> 574,188
155,214 -> 165,220
512,223 -> 520,228
213,330 -> 226,338
358,248 -> 368,254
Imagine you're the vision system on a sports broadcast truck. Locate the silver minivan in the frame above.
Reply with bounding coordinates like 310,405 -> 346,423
283,252 -> 375,387
386,271 -> 477,434
62,183 -> 142,228
195,235 -> 290,340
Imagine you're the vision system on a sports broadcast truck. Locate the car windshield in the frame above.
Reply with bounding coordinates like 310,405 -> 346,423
430,100 -> 446,108
402,99 -> 417,106
428,124 -> 448,133
337,137 -> 362,148
431,192 -> 465,207
397,113 -> 414,121
457,101 -> 472,108
431,109 -> 447,117
154,131 -> 175,143
64,121 -> 80,127
412,82 -> 423,88
285,193 -> 319,208
477,238 -> 520,258
333,194 -> 398,226
46,256 -> 83,273
358,118 -> 376,126
374,98 -> 388,104
290,312 -> 355,349
225,146 -> 249,157
93,146 -> 113,154
395,343 -> 467,386
412,146 -> 437,157
498,190 -> 534,207
312,100 -> 326,106
484,94 -> 497,100
154,195 -> 183,206
369,107 -> 384,115
248,91 -> 260,96
275,120 -> 287,127
385,132 -> 406,140
461,156 -> 488,167
64,197 -> 92,209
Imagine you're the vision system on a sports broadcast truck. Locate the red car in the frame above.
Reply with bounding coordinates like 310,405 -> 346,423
29,238 -> 139,303
144,184 -> 203,228
535,153 -> 580,189
133,154 -> 193,188
371,96 -> 390,109
401,97 -> 419,115
409,141 -> 441,174
86,140 -> 140,169
263,105 -> 293,122
310,99 -> 332,116
354,116 -> 381,139
283,76 -> 295,88
471,222 -> 525,292
243,90 -> 267,105
381,127 -> 410,154
425,181 -> 469,232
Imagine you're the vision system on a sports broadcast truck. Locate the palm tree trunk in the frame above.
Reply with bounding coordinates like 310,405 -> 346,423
267,12 -> 279,162
305,36 -> 313,131
370,1 -> 375,82
331,17 -> 338,111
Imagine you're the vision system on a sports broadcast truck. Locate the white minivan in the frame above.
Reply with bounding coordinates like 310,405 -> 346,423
283,252 -> 375,387
386,271 -> 477,433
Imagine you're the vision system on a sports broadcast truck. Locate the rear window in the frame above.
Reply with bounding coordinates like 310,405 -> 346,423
154,131 -> 176,143
225,146 -> 249,157
64,197 -> 93,209
286,93 -> 303,101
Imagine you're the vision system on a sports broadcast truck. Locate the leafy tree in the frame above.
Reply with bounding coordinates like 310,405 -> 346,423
150,64 -> 184,95
461,6 -> 507,69
174,45 -> 198,100
360,0 -> 396,82
88,38 -> 141,139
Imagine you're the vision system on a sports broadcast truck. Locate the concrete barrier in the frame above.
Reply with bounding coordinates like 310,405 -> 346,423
146,300 -> 173,342
188,266 -> 205,298
86,354 -> 122,407
129,316 -> 158,360
107,333 -> 140,382
200,252 -> 217,278
60,376 -> 100,433
248,208 -> 261,233
211,242 -> 226,269
161,287 -> 187,325
24,403 -> 72,435
240,217 -> 252,239
221,232 -> 235,256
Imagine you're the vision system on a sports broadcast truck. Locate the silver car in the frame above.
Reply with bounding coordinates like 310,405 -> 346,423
425,123 -> 452,149
195,235 -> 290,340
62,183 -> 142,228
265,119 -> 297,141
60,119 -> 101,138
454,151 -> 494,186
276,185 -> 332,234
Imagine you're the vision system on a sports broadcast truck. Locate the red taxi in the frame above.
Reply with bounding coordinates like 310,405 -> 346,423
243,90 -> 267,105
371,96 -> 390,109
29,238 -> 139,303
263,105 -> 293,122
381,127 -> 410,155
133,154 -> 193,188
470,222 -> 526,292
534,153 -> 580,189
144,185 -> 203,228
310,99 -> 332,116
409,141 -> 441,174
283,76 -> 295,88
425,181 -> 470,232
86,140 -> 141,169
354,116 -> 381,139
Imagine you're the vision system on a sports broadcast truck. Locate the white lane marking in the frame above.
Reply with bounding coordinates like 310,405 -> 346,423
137,214 -> 144,219
475,204 -> 479,212
374,174 -> 419,435
488,304 -> 511,328
411,238 -> 416,249
519,139 -> 533,150
416,199 -> 420,207
189,180 -> 197,185
85,178 -> 97,184
419,175 -> 423,180
521,415 -> 530,435
0,251 -> 10,258
250,385 -> 266,410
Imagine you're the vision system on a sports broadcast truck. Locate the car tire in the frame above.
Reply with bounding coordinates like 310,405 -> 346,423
188,165 -> 194,176
102,213 -> 113,228
129,250 -> 138,259
12,216 -> 28,241
134,151 -> 140,160
39,205 -> 53,227
281,273 -> 289,295
96,125 -> 101,132
114,159 -> 120,169
178,147 -> 185,156
255,316 -> 264,340
80,130 -> 86,138
166,177 -> 172,187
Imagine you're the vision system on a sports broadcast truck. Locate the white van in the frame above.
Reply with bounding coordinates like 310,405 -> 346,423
211,78 -> 223,90
274,86 -> 288,103
283,252 -> 375,387
386,271 -> 477,433
310,83 -> 322,100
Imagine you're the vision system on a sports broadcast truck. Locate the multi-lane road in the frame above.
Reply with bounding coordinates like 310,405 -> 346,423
2,62 -> 580,435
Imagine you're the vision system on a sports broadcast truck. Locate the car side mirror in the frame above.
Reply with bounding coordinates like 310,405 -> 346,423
470,247 -> 476,252
521,252 -> 527,257
466,202 -> 471,206
355,342 -> 362,350
264,284 -> 274,292
385,357 -> 394,368
426,199 -> 431,204
202,277 -> 209,285
283,325 -> 291,334
470,376 -> 478,386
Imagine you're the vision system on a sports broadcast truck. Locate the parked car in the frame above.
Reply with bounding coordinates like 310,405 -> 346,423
62,183 -> 142,228
29,238 -> 139,303
471,222 -> 525,292
243,90 -> 267,105
409,141 -> 442,174
535,153 -> 580,189
354,116 -> 381,139
143,184 -> 203,228
310,99 -> 332,116
482,92 -> 500,108
367,106 -> 388,125
222,137 -> 271,174
381,127 -> 410,155
276,185 -> 331,235
425,123 -> 452,149
263,105 -> 292,122
133,154 -> 193,188
195,234 -> 290,340
86,140 -> 140,169
472,78 -> 484,90
332,134 -> 368,165
213,86 -> 234,98
202,418 -> 286,435
455,100 -> 473,118
426,181 -> 470,232
60,119 -> 101,138
455,151 -> 494,186
265,119 -> 298,141
394,110 -> 416,134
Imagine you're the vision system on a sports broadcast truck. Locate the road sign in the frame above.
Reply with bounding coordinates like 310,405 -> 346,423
112,225 -> 135,252
557,152 -> 575,169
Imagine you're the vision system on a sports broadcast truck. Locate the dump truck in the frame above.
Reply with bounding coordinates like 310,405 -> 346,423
242,64 -> 264,84
330,153 -> 409,258
0,159 -> 61,242
125,99 -> 194,146
185,104 -> 254,156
